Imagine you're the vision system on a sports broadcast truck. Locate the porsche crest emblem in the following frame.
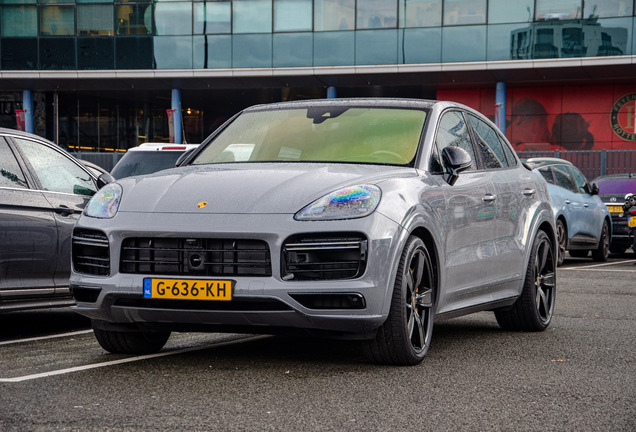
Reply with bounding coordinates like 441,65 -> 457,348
197,202 -> 208,209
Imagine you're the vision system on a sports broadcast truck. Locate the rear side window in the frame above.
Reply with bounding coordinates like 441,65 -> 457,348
537,166 -> 555,184
467,114 -> 510,169
431,111 -> 477,173
0,140 -> 28,189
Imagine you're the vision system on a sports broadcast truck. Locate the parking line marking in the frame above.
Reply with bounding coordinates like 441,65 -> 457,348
0,330 -> 94,346
0,335 -> 269,383
562,259 -> 636,271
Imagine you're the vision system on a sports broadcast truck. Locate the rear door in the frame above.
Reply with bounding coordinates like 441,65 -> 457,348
0,138 -> 58,301
10,137 -> 98,294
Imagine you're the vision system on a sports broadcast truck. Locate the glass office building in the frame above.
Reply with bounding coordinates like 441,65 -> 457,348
1,0 -> 636,154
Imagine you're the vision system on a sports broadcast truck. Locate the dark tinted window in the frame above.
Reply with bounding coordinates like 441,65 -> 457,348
537,166 -> 554,184
431,111 -> 476,173
111,151 -> 185,179
468,114 -> 509,169
0,141 -> 28,189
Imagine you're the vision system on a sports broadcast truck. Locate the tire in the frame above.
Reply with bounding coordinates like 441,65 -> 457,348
92,322 -> 170,354
569,250 -> 589,258
495,229 -> 556,331
556,219 -> 566,266
591,220 -> 610,262
368,236 -> 435,365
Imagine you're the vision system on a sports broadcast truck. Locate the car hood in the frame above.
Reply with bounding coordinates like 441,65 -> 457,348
117,163 -> 416,214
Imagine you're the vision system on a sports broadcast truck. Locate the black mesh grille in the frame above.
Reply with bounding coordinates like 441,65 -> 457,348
72,229 -> 110,276
120,238 -> 272,277
282,233 -> 367,281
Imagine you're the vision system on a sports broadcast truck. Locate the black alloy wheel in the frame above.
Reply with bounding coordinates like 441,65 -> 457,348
495,229 -> 556,331
369,236 -> 435,365
556,219 -> 566,266
592,220 -> 610,262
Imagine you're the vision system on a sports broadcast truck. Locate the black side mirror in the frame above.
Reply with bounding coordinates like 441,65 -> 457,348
97,172 -> 115,189
176,148 -> 197,167
441,146 -> 473,186
589,182 -> 599,195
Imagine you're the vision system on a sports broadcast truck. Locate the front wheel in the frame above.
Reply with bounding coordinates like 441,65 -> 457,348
92,322 -> 170,354
495,229 -> 556,331
591,220 -> 610,262
368,236 -> 435,365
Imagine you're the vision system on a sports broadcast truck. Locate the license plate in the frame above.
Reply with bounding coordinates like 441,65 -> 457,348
143,278 -> 232,301
629,216 -> 636,228
607,205 -> 623,213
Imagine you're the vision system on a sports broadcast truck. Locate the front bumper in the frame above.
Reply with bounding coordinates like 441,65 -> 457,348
70,211 -> 404,336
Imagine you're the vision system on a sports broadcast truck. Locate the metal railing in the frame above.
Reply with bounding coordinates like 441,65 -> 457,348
518,150 -> 636,180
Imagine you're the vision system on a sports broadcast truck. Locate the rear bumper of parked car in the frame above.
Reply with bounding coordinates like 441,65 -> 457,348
70,211 -> 404,336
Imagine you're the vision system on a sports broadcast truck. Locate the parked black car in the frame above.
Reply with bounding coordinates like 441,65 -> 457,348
0,128 -> 113,311
593,173 -> 636,254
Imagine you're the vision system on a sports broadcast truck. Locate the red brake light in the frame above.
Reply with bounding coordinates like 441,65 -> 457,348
161,146 -> 186,150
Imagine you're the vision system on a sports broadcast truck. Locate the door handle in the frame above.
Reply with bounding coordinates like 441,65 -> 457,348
565,200 -> 571,205
523,188 -> 535,197
54,205 -> 73,217
584,203 -> 589,208
482,194 -> 497,203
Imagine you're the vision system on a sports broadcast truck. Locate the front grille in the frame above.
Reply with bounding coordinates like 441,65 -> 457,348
120,238 -> 271,277
72,229 -> 110,276
282,233 -> 367,281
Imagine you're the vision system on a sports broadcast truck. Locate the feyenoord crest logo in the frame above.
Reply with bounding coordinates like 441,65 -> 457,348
610,93 -> 636,141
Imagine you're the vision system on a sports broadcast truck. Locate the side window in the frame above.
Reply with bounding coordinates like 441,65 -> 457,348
431,111 -> 477,173
552,164 -> 577,193
467,114 -> 509,169
537,166 -> 555,184
0,141 -> 28,189
568,166 -> 590,194
13,138 -> 97,196
498,135 -> 518,166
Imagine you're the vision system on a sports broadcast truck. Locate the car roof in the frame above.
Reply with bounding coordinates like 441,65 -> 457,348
523,157 -> 574,169
243,98 -> 448,113
126,143 -> 200,152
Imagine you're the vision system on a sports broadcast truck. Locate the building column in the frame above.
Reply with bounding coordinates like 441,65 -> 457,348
171,89 -> 182,144
23,90 -> 34,134
327,86 -> 337,99
495,82 -> 506,135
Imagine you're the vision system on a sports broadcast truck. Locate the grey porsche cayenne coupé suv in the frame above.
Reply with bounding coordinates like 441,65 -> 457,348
70,99 -> 556,365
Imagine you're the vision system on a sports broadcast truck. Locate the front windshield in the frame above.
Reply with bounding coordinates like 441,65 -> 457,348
192,107 -> 427,166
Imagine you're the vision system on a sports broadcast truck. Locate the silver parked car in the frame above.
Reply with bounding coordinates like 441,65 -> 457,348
70,99 -> 556,365
0,128 -> 113,312
525,158 -> 611,265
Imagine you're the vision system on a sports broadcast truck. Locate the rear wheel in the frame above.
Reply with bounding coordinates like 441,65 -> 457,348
591,220 -> 610,262
495,229 -> 555,331
92,322 -> 170,354
556,219 -> 566,266
368,236 -> 435,365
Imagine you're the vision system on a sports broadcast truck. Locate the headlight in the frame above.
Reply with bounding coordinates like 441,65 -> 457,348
84,183 -> 122,219
295,184 -> 381,221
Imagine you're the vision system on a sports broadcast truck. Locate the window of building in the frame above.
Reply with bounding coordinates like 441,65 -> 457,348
314,0 -> 354,31
443,0 -> 486,26
584,0 -> 633,18
399,0 -> 441,28
78,37 -> 115,69
356,0 -> 397,29
535,0 -> 582,21
488,0 -> 534,24
194,0 -> 231,34
78,5 -> 115,36
116,4 -> 153,35
274,0 -> 312,32
233,0 -> 272,33
155,2 -> 193,35
1,6 -> 37,37
40,6 -> 75,36
39,37 -> 76,68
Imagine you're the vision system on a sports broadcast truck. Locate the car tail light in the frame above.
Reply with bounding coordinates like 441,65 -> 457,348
161,146 -> 186,150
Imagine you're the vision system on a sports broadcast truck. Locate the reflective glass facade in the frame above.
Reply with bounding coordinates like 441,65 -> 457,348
0,0 -> 634,70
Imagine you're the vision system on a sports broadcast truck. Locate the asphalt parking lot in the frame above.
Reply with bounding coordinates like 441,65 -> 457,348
1,254 -> 635,431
